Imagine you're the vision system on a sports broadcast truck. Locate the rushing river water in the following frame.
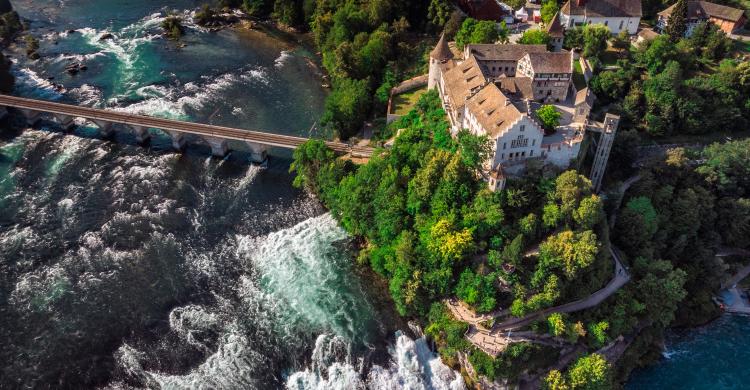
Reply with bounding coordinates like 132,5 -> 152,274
0,1 -> 464,389
626,315 -> 750,389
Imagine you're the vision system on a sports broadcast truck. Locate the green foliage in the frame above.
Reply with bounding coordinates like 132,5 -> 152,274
665,0 -> 688,41
161,15 -> 184,40
540,0 -> 559,25
456,129 -> 492,170
547,312 -> 567,337
566,354 -> 612,390
537,105 -> 561,131
581,24 -> 610,59
587,321 -> 609,347
455,18 -> 499,49
0,10 -> 22,43
425,302 -> 470,359
471,342 -> 560,382
455,268 -> 497,312
321,78 -> 371,139
428,0 -> 451,27
539,230 -> 599,279
573,195 -> 604,231
697,139 -> 750,197
518,29 -> 550,45
544,370 -> 570,390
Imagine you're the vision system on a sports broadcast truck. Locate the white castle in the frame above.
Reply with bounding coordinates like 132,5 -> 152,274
428,34 -> 603,191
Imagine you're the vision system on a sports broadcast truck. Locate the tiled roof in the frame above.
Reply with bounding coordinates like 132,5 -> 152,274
561,0 -> 642,17
442,56 -> 488,109
525,51 -> 573,74
658,1 -> 745,22
497,76 -> 534,100
464,83 -> 527,138
466,44 -> 548,62
430,33 -> 454,61
547,12 -> 565,37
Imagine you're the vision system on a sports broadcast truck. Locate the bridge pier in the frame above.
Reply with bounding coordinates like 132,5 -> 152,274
19,108 -> 41,126
167,130 -> 185,151
204,136 -> 229,158
246,142 -> 268,164
52,113 -> 75,130
93,119 -> 114,138
130,125 -> 150,144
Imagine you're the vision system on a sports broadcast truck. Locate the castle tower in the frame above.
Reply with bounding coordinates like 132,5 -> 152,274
547,12 -> 564,52
428,32 -> 453,90
590,113 -> 619,193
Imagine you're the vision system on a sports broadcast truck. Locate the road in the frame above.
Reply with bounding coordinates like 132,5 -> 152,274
0,94 -> 374,157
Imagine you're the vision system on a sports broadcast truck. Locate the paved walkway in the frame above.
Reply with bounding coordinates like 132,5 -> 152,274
719,249 -> 750,289
492,246 -> 630,331
723,288 -> 750,314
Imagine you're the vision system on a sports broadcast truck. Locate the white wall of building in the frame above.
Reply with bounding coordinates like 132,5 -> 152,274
543,141 -> 581,167
491,116 -> 545,168
561,14 -> 640,34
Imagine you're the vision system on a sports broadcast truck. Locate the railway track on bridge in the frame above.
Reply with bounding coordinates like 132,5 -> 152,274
0,94 -> 374,159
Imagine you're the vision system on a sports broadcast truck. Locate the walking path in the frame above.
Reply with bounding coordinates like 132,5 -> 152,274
719,248 -> 750,289
448,245 -> 630,355
445,176 -> 642,356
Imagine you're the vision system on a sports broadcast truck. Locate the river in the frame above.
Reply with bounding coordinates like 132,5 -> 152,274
0,1 -> 464,389
626,315 -> 750,389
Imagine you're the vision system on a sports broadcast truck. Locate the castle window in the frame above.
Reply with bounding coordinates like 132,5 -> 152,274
520,125 -> 525,132
530,150 -> 534,156
503,142 -> 507,150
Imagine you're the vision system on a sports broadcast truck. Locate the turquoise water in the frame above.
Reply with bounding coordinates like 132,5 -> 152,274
627,315 -> 750,390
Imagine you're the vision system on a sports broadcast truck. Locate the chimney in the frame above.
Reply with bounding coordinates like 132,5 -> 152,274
576,0 -> 586,6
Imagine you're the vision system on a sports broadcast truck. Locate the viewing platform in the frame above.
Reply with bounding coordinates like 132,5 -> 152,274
0,94 -> 374,162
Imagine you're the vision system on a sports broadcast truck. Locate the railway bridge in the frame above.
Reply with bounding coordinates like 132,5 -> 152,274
0,94 -> 373,162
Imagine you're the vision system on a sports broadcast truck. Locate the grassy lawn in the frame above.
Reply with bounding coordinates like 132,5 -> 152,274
391,87 -> 427,116
573,60 -> 587,90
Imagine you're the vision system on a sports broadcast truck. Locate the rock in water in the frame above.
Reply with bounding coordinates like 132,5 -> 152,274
99,33 -> 114,41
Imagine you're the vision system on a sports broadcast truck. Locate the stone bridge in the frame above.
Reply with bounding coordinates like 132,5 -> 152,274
0,94 -> 374,163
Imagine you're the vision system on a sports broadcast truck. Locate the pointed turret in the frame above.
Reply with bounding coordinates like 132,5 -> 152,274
547,12 -> 564,38
547,12 -> 565,52
430,32 -> 453,61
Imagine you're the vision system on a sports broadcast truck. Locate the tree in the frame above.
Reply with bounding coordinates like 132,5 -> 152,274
518,29 -> 551,45
428,218 -> 474,264
567,354 -> 611,390
456,129 -> 492,170
321,77 -> 371,139
161,15 -> 184,40
582,24 -> 610,59
428,0 -> 451,27
498,21 -> 510,44
611,30 -> 630,51
544,370 -> 570,390
665,0 -> 688,42
547,313 -> 567,337
574,195 -> 604,230
540,0 -> 559,25
539,230 -> 599,279
555,170 -> 594,219
455,18 -> 499,49
537,105 -> 561,131
455,269 -> 497,312
587,321 -> 609,347
290,140 -> 336,192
